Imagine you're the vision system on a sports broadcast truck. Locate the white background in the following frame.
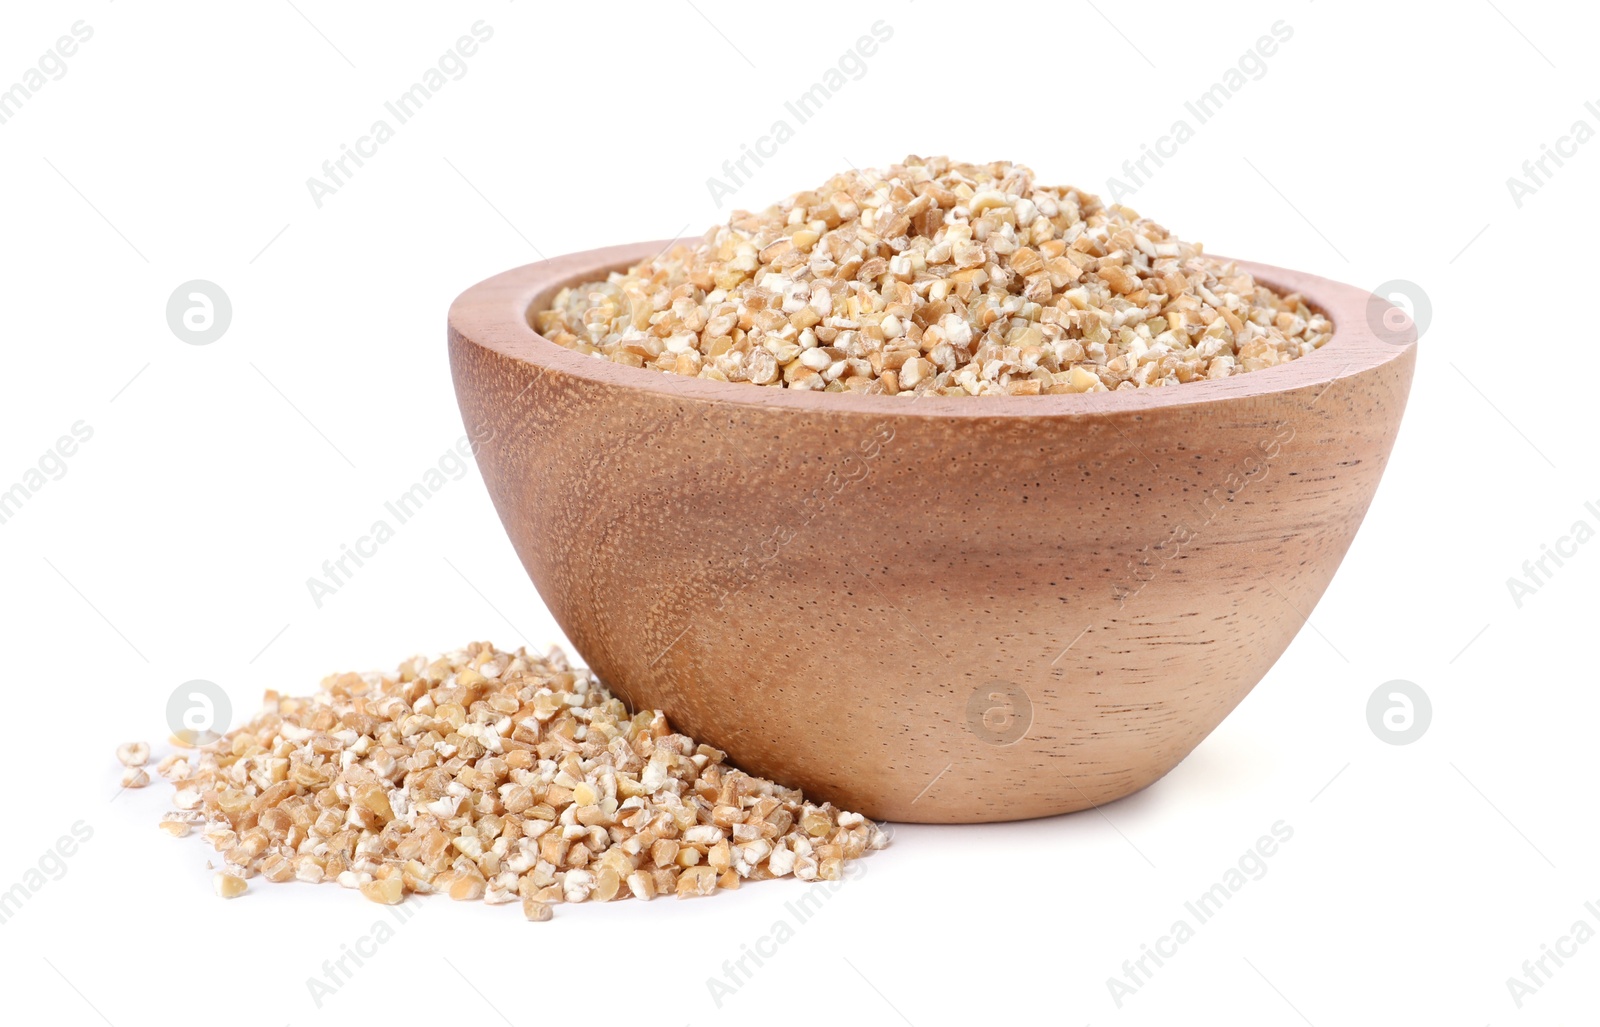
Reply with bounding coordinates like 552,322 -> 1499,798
1,1 -> 1594,1023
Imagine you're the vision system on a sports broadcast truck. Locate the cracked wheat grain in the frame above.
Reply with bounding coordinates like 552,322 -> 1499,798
535,155 -> 1332,396
139,642 -> 885,918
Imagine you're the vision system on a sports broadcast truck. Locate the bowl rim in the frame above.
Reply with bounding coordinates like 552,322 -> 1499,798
449,239 -> 1416,419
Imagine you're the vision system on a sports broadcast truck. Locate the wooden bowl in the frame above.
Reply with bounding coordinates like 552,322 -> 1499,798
449,241 -> 1416,823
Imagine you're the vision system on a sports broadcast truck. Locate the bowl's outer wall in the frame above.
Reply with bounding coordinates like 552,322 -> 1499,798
449,249 -> 1416,823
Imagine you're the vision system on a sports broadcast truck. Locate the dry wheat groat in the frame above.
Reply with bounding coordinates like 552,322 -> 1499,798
117,741 -> 150,766
143,643 -> 885,916
536,155 -> 1332,396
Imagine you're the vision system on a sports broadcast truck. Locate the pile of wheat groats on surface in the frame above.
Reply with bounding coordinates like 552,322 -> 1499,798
131,642 -> 885,919
535,154 -> 1332,396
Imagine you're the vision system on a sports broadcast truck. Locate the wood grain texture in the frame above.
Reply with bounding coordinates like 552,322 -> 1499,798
449,241 -> 1417,823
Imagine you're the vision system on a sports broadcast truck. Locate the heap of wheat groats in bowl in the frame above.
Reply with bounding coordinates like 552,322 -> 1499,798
124,642 -> 886,919
534,155 -> 1333,396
